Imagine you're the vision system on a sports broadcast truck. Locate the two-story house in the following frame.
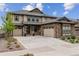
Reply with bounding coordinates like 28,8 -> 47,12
10,8 -> 77,38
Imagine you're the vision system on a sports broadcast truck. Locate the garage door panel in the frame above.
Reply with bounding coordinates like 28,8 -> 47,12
44,28 -> 54,37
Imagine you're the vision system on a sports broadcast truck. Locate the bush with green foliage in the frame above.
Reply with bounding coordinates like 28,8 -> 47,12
61,35 -> 79,43
71,35 -> 76,39
67,36 -> 71,40
1,13 -> 15,40
16,44 -> 20,48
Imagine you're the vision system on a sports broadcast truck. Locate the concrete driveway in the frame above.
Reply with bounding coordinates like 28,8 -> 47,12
15,36 -> 79,56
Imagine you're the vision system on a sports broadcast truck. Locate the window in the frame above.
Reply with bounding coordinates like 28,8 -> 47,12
28,18 -> 30,22
32,19 -> 34,22
49,27 -> 51,29
15,16 -> 19,21
36,19 -> 39,22
62,24 -> 71,36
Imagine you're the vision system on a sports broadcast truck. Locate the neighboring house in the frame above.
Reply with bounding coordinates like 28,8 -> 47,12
9,8 -> 77,38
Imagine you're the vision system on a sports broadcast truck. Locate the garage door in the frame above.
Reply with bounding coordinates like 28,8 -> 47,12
44,28 -> 54,37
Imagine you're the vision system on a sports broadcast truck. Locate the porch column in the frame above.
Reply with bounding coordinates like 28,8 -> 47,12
40,26 -> 44,36
23,26 -> 28,36
71,24 -> 75,35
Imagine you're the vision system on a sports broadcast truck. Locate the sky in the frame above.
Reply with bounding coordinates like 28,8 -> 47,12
0,3 -> 79,26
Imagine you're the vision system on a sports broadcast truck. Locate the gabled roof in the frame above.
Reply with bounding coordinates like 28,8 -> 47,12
41,16 -> 76,24
11,8 -> 45,16
57,16 -> 71,22
29,8 -> 44,14
10,8 -> 57,18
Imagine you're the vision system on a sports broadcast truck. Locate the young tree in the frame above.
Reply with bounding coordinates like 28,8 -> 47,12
2,13 -> 15,40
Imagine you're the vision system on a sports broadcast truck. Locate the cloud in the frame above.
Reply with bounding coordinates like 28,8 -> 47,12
5,8 -> 10,12
63,3 -> 75,15
0,3 -> 6,12
0,3 -> 10,12
63,11 -> 69,15
22,3 -> 43,11
64,3 -> 75,11
36,3 -> 43,11
52,11 -> 57,15
23,4 -> 34,11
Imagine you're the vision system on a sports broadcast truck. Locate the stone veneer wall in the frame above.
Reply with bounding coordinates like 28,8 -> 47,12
71,25 -> 79,36
54,23 -> 62,38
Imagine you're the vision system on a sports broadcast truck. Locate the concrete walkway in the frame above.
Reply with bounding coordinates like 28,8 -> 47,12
0,36 -> 79,56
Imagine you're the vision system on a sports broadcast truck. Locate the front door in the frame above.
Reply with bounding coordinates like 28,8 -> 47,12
31,26 -> 38,35
27,26 -> 30,35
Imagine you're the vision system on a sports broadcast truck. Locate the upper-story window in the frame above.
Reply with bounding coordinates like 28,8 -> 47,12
36,19 -> 39,22
15,16 -> 19,21
32,19 -> 34,22
28,18 -> 30,22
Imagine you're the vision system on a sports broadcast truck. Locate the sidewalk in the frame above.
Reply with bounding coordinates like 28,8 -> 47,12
0,49 -> 28,56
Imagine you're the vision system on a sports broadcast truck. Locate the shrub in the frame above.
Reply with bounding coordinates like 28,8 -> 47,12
6,45 -> 10,48
14,42 -> 17,44
6,37 -> 17,43
9,47 -> 13,50
23,53 -> 34,56
16,44 -> 20,48
71,35 -> 76,39
7,42 -> 11,45
67,36 -> 71,40
76,40 -> 79,43
61,35 -> 79,44
77,37 -> 79,40
12,38 -> 17,42
70,39 -> 74,43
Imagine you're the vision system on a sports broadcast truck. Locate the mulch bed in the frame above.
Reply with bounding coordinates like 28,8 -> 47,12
0,38 -> 25,53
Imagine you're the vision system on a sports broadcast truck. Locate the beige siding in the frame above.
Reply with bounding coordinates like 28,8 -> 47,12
24,16 -> 28,23
71,24 -> 75,35
27,16 -> 42,23
42,17 -> 46,22
38,17 -> 42,23
13,29 -> 22,36
13,15 -> 23,24
42,17 -> 55,23
12,15 -> 15,23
